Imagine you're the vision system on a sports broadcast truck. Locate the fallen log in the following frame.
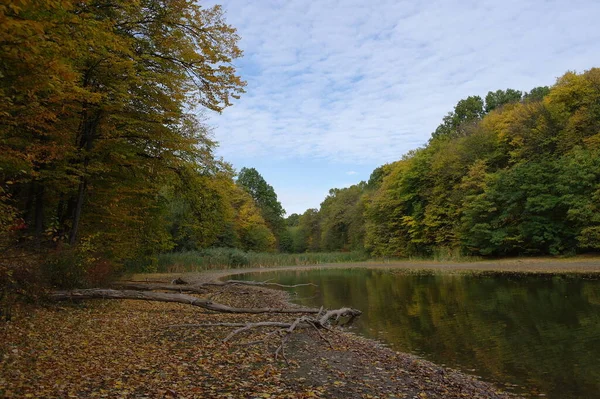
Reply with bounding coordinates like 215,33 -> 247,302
49,289 -> 323,314
112,279 -> 316,294
49,284 -> 362,364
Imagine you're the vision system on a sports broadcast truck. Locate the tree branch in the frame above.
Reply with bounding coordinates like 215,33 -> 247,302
49,289 -> 322,314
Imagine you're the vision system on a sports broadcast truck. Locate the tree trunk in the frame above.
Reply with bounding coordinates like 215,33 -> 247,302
112,279 -> 316,293
49,286 -> 362,363
34,182 -> 44,247
69,179 -> 86,245
49,289 -> 325,315
68,108 -> 101,245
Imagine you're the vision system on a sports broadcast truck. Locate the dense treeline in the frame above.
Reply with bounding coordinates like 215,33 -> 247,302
1,2 -> 598,291
0,0 -> 290,288
287,69 -> 600,257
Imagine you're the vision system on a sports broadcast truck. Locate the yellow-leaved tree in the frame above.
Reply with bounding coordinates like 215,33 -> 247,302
0,0 -> 245,286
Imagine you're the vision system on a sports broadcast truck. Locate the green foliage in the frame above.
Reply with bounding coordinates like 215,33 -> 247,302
432,95 -> 485,139
326,69 -> 600,259
319,183 -> 367,251
295,208 -> 321,252
524,86 -> 551,102
236,167 -> 286,249
237,167 -> 285,221
2,0 -> 599,290
555,148 -> 600,250
484,89 -> 522,112
285,213 -> 301,227
461,160 -> 573,256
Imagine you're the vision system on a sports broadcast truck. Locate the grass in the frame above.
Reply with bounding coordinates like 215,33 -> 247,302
417,246 -> 483,263
143,247 -> 599,275
155,248 -> 370,273
367,247 -> 483,264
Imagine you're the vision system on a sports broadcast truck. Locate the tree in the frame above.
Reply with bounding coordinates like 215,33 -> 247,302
0,0 -> 246,285
431,96 -> 485,139
236,167 -> 285,246
484,89 -> 522,112
319,184 -> 366,251
296,209 -> 321,252
286,213 -> 301,227
362,69 -> 600,258
524,86 -> 550,102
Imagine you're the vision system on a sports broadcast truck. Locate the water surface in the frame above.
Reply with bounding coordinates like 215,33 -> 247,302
236,268 -> 600,398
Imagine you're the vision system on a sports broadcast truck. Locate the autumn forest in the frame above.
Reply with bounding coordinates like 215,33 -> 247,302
2,1 -> 600,398
287,72 -> 600,258
2,1 -> 600,292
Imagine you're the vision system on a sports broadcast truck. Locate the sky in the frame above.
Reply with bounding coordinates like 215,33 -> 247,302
203,0 -> 600,215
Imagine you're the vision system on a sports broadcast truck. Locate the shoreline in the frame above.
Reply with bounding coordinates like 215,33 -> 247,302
182,264 -> 534,398
193,258 -> 600,398
150,257 -> 600,283
6,260 -> 597,397
121,258 -> 600,398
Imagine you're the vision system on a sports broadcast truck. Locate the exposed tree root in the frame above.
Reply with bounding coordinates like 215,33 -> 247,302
49,284 -> 362,364
170,307 -> 362,364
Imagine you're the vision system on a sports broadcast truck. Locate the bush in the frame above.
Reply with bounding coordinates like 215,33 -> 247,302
228,249 -> 249,267
42,246 -> 120,289
0,257 -> 44,321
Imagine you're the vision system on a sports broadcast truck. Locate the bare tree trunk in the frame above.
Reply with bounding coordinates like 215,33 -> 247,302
49,285 -> 362,363
112,279 -> 316,294
34,182 -> 44,248
49,289 -> 324,315
69,107 -> 101,245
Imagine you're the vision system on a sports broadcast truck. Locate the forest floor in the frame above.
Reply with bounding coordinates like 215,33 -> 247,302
4,257 -> 598,399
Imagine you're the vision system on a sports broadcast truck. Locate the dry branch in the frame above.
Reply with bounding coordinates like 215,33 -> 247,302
49,282 -> 362,364
49,289 -> 322,314
170,306 -> 362,362
112,279 -> 316,294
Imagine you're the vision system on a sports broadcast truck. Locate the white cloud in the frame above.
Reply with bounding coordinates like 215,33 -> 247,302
346,171 -> 357,175
203,0 -> 600,167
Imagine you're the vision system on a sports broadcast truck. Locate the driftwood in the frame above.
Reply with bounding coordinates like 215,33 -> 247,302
169,307 -> 361,337
49,289 -> 323,314
169,307 -> 362,364
112,279 -> 316,294
50,281 -> 362,364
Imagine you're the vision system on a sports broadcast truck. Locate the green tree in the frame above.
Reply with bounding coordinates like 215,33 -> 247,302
236,167 -> 285,246
461,160 -> 571,256
363,69 -> 600,258
296,209 -> 321,252
432,96 -> 485,139
484,89 -> 522,112
524,86 -> 550,102
286,213 -> 301,227
319,183 -> 366,251
556,148 -> 600,250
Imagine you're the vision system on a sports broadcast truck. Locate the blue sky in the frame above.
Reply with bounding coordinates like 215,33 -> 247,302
203,0 -> 600,215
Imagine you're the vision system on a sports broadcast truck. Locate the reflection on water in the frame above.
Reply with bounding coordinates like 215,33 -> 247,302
237,268 -> 600,399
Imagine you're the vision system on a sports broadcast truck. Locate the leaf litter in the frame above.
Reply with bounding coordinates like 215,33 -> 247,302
1,284 -> 520,398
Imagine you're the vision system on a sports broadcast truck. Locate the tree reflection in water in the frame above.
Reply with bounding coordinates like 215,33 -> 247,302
237,268 -> 600,399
